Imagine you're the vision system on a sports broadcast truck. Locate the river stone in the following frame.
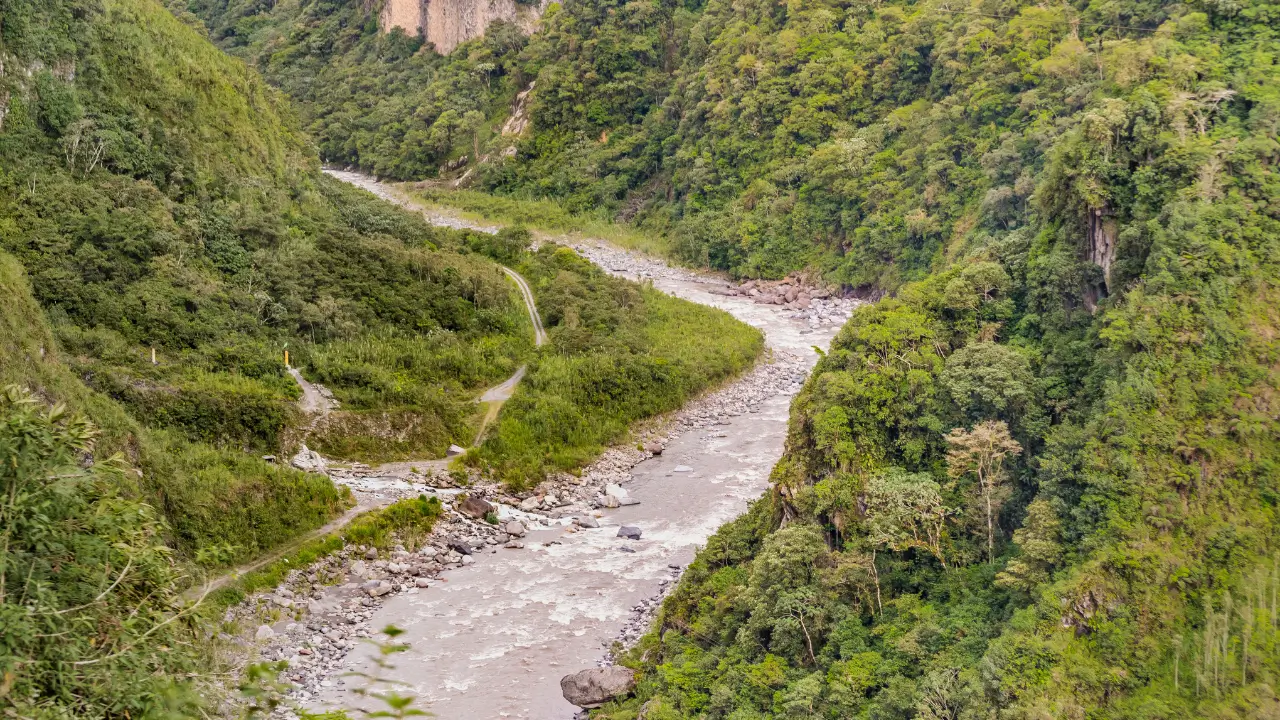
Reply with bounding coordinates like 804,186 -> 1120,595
575,516 -> 600,529
519,497 -> 541,512
448,540 -> 473,556
617,526 -> 642,540
459,495 -> 495,520
618,496 -> 640,506
673,465 -> 693,472
255,624 -> 275,641
415,578 -> 431,588
603,495 -> 621,509
644,442 -> 665,455
604,483 -> 629,500
446,444 -> 466,457
504,520 -> 527,537
561,666 -> 637,708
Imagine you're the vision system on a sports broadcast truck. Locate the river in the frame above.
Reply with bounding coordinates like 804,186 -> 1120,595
316,171 -> 850,719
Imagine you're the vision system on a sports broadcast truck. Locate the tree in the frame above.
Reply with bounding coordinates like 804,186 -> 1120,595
0,386 -> 199,716
863,468 -> 951,568
995,497 -> 1064,592
945,420 -> 1022,563
939,342 -> 1034,424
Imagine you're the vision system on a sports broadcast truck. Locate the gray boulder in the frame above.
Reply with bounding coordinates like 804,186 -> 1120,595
459,495 -> 495,520
561,666 -> 636,708
575,516 -> 600,529
617,526 -> 642,540
504,520 -> 527,537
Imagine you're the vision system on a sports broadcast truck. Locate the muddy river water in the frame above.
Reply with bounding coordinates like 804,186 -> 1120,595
318,172 -> 848,719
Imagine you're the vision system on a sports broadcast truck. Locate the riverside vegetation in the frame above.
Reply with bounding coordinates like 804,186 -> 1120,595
174,0 -> 1280,716
0,0 -> 758,714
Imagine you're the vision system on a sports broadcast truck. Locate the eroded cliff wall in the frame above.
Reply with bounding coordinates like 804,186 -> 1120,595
380,0 -> 542,54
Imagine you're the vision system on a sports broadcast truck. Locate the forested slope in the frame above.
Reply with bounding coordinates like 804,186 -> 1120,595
559,1 -> 1280,718
170,0 -> 530,179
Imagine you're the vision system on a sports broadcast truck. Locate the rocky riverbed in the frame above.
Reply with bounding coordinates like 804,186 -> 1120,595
220,172 -> 858,719
221,346 -> 815,711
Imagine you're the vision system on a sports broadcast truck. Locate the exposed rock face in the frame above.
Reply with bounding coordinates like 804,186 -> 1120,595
560,666 -> 636,708
500,82 -> 535,136
380,0 -> 547,55
1083,206 -> 1118,312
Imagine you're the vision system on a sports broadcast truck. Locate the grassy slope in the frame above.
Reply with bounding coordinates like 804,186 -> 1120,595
470,243 -> 763,487
0,0 -> 530,565
0,250 -> 352,568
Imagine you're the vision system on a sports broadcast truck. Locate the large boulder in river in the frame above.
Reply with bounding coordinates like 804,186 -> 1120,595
561,666 -> 636,708
459,495 -> 495,520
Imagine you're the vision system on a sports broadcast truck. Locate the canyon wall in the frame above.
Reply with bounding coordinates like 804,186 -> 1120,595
380,0 -> 543,55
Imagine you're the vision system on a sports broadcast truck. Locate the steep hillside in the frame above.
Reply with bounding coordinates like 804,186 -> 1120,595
561,1 -> 1280,717
0,0 -> 536,565
173,0 -> 532,178
492,0 -> 1280,288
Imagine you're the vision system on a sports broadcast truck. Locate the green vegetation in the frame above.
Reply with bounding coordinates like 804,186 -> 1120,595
0,0 -> 761,715
1,250 -> 351,568
0,386 -> 202,718
171,0 -> 531,179
409,186 -> 672,256
0,381 -> 442,717
208,494 -> 443,610
563,0 -> 1280,715
470,239 -> 763,486
0,0 -> 532,569
12,0 -> 1279,714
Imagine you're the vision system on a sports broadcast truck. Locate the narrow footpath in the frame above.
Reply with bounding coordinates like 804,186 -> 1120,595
192,261 -> 545,599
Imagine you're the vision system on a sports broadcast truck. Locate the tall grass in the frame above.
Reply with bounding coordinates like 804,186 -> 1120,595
468,249 -> 763,488
407,187 -> 671,257
206,495 -> 443,610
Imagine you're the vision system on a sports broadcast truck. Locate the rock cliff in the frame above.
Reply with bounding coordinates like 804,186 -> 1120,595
380,0 -> 544,54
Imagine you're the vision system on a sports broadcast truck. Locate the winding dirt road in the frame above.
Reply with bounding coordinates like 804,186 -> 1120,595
505,267 -> 548,347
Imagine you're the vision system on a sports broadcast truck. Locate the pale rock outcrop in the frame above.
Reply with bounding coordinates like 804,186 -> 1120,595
380,0 -> 548,55
560,666 -> 636,708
